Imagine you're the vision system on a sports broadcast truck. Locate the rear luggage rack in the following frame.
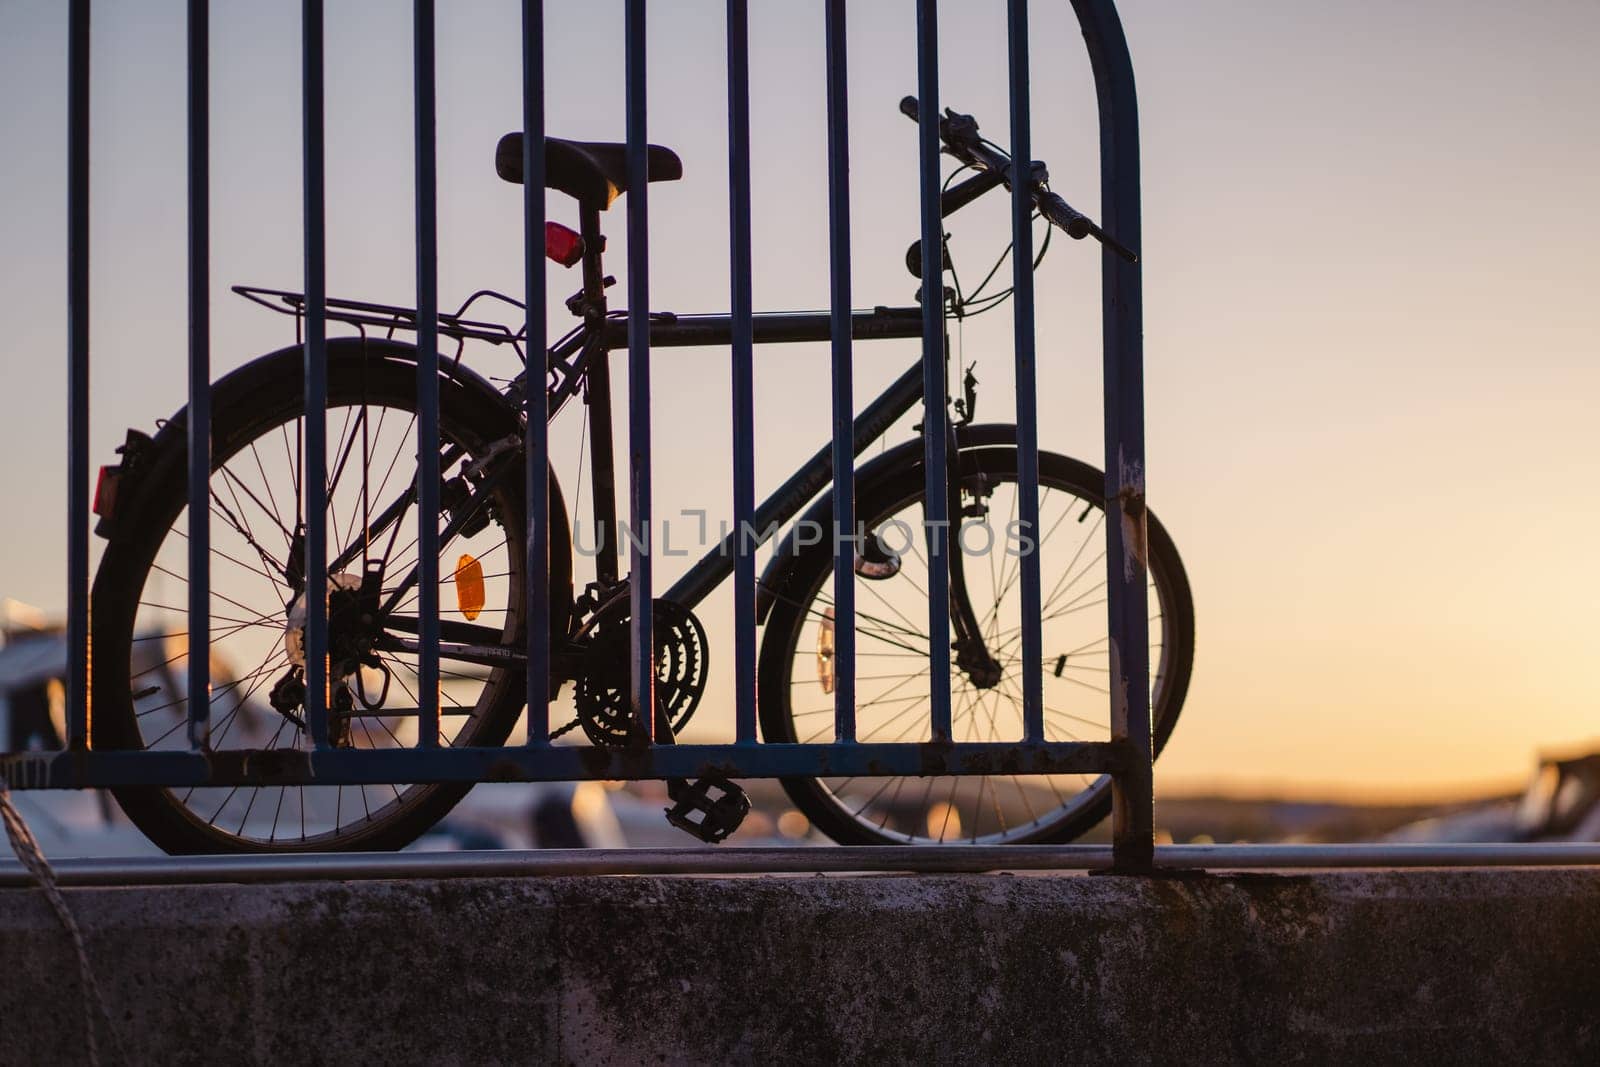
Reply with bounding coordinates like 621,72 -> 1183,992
233,284 -> 531,360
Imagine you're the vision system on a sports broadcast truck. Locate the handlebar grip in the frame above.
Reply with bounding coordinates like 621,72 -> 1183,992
1038,192 -> 1093,240
899,95 -> 920,122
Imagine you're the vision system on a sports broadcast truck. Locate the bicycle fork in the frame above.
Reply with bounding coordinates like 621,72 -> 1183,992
944,445 -> 1005,690
923,313 -> 1004,696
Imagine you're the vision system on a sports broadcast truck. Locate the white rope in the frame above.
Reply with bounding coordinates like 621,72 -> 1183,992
0,783 -> 122,1066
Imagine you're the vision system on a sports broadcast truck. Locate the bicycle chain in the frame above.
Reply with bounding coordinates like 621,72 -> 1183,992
538,599 -> 709,747
547,717 -> 585,742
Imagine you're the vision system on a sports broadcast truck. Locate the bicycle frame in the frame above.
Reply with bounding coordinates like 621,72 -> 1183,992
252,183 -> 1022,699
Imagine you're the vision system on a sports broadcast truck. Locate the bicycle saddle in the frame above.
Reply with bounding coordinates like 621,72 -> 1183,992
496,133 -> 682,209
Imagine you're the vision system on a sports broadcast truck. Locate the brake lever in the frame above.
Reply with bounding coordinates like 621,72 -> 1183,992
941,108 -> 981,158
900,95 -> 984,164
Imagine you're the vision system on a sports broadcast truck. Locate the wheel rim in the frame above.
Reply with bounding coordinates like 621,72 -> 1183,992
124,394 -> 522,847
773,462 -> 1178,844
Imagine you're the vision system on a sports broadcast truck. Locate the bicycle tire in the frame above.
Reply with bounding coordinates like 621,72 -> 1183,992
757,444 -> 1194,845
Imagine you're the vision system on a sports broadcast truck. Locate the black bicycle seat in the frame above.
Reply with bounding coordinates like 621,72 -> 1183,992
496,133 -> 682,209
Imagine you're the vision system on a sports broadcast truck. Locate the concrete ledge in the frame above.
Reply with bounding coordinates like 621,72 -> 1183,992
3,868 -> 1598,1064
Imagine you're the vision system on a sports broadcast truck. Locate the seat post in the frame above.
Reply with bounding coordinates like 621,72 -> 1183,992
578,200 -> 622,587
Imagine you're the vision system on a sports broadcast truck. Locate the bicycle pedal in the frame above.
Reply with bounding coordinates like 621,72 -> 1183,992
664,775 -> 750,844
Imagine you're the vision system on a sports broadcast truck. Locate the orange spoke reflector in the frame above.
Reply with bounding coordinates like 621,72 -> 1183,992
817,607 -> 836,695
455,554 -> 485,620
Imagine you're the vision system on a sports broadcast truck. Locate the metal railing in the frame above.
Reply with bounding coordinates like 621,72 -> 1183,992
13,843 -> 1600,889
5,0 -> 1157,868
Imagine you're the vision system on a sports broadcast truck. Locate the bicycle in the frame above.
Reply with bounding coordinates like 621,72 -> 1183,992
87,95 -> 1194,853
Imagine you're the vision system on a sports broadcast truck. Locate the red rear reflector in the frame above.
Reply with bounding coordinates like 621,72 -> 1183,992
93,465 -> 121,518
545,222 -> 584,267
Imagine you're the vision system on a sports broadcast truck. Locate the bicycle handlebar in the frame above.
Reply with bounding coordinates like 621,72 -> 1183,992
1036,191 -> 1092,240
898,95 -> 1135,262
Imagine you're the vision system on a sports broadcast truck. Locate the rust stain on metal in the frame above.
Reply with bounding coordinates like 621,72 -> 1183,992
1103,738 -> 1136,774
958,747 -> 1025,776
1116,447 -> 1148,582
487,758 -> 529,783
950,744 -> 1118,777
918,742 -> 952,776
608,747 -> 659,781
238,748 -> 314,784
694,761 -> 743,782
1107,638 -> 1131,739
579,745 -> 618,777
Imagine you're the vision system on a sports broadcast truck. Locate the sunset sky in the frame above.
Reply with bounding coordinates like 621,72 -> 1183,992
2,0 -> 1597,800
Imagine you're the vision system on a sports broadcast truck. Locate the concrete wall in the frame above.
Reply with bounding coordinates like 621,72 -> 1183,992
3,868 -> 1598,1064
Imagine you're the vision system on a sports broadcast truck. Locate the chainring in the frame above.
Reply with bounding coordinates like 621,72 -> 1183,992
573,597 -> 709,747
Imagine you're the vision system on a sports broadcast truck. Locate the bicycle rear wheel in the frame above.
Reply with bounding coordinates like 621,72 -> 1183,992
91,341 -> 569,853
757,444 -> 1194,845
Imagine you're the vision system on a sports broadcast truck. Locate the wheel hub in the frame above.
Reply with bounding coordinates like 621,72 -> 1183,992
955,640 -> 1004,689
284,571 -> 379,679
279,569 -> 386,745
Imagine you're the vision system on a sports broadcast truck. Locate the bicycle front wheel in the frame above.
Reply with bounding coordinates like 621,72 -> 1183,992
757,445 -> 1194,845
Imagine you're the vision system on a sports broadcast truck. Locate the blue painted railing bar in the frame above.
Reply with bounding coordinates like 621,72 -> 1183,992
186,0 -> 213,749
1073,0 -> 1153,866
521,0 -> 551,745
413,0 -> 442,745
7,741 -> 1117,787
914,0 -> 952,741
1007,0 -> 1044,744
726,0 -> 758,744
66,0 -> 91,749
824,0 -> 856,741
623,0 -> 655,740
301,0 -> 331,747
